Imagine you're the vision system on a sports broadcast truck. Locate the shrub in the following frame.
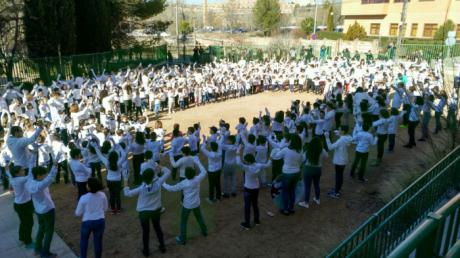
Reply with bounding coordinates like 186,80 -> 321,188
343,21 -> 367,40
317,31 -> 343,40
300,17 -> 314,36
434,19 -> 455,41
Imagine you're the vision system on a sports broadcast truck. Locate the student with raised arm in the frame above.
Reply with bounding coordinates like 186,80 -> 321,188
324,128 -> 353,198
26,159 -> 59,258
7,124 -> 43,167
124,166 -> 171,256
91,142 -> 126,214
69,148 -> 92,200
235,148 -> 271,230
371,109 -> 390,166
162,157 -> 208,245
349,123 -> 377,182
75,178 -> 108,258
6,164 -> 34,248
270,134 -> 304,216
200,134 -> 223,203
387,108 -> 406,152
221,135 -> 239,198
169,146 -> 195,181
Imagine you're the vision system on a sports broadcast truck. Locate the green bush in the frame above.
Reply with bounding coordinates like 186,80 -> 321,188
300,17 -> 314,35
434,19 -> 455,41
343,21 -> 367,40
317,31 -> 343,40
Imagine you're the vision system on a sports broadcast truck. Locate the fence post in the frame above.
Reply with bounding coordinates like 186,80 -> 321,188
416,213 -> 442,258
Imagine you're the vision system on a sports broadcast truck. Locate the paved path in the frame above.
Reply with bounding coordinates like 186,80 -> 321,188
0,190 -> 77,258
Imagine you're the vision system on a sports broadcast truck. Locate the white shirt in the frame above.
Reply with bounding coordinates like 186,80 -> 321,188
6,170 -> 32,204
353,131 -> 377,153
236,157 -> 271,189
26,166 -> 57,214
326,135 -> 353,165
69,159 -> 92,183
270,148 -> 304,174
200,143 -> 222,172
169,155 -> 195,178
124,168 -> 170,211
7,128 -> 42,167
162,159 -> 207,209
75,192 -> 108,221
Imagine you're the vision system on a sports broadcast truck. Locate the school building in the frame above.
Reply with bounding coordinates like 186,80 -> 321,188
341,0 -> 460,39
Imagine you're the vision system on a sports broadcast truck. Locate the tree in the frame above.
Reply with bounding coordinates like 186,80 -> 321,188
253,0 -> 281,36
326,6 -> 334,32
0,0 -> 23,81
434,19 -> 455,40
300,17 -> 314,36
109,0 -> 169,49
223,2 -> 241,30
179,20 -> 193,35
75,0 -> 112,53
23,0 -> 76,57
343,21 -> 367,40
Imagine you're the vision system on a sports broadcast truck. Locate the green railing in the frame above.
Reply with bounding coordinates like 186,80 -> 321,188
388,192 -> 460,258
326,146 -> 460,258
397,44 -> 460,62
6,45 -> 167,84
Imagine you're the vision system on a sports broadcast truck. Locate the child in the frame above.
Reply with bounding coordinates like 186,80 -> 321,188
69,148 -> 92,200
200,135 -> 223,203
6,164 -> 34,247
371,109 -> 390,166
325,128 -> 353,198
75,178 -> 108,258
349,123 -> 377,182
26,160 -> 59,258
124,167 -> 171,256
387,108 -> 405,152
221,135 -> 238,198
235,152 -> 271,230
162,157 -> 208,245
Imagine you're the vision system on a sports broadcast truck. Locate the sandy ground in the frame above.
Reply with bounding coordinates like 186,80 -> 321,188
51,91 -> 452,258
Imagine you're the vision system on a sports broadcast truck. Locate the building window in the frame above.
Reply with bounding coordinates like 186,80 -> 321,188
410,24 -> 418,37
423,23 -> 438,37
389,23 -> 398,36
361,0 -> 389,4
370,23 -> 380,35
394,0 -> 410,2
457,24 -> 460,39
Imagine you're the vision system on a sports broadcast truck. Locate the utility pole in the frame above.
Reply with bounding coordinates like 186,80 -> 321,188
395,0 -> 409,62
176,0 -> 180,60
313,0 -> 318,37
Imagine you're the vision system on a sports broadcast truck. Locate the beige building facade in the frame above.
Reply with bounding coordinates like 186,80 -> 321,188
342,0 -> 460,39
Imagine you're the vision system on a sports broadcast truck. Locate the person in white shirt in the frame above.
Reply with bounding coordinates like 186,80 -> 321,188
75,178 -> 108,258
387,108 -> 405,152
162,157 -> 208,245
169,146 -> 195,181
270,134 -> 304,215
124,167 -> 170,256
6,164 -> 34,247
26,160 -> 59,258
200,135 -> 223,203
170,129 -> 186,180
69,148 -> 92,200
350,123 -> 377,182
235,151 -> 271,230
372,109 -> 390,166
221,135 -> 238,198
7,125 -> 43,167
324,129 -> 353,198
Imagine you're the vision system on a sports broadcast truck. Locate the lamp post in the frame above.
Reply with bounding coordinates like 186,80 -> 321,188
313,0 -> 318,39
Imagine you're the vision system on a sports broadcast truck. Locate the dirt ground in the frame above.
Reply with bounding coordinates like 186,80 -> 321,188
52,91 -> 453,258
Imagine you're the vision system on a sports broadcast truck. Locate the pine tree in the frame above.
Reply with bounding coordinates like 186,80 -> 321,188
253,0 -> 281,36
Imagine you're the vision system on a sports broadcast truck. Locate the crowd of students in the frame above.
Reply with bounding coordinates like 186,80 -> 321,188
1,55 -> 458,258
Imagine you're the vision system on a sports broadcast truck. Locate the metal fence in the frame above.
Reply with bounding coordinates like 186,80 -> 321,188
388,193 -> 460,258
326,146 -> 460,258
5,45 -> 167,84
397,44 -> 460,62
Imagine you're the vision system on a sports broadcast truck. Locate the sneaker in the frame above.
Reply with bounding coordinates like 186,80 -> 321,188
297,201 -> 309,208
240,222 -> 251,230
359,178 -> 369,183
254,220 -> 261,226
231,193 -> 237,197
111,209 -> 117,215
328,192 -> 339,199
418,138 -> 426,142
371,160 -> 381,167
288,210 -> 295,215
280,210 -> 290,216
403,144 -> 413,149
160,207 -> 166,213
25,242 -> 35,249
159,246 -> 166,254
313,198 -> 320,205
266,211 -> 275,217
175,236 -> 185,245
206,198 -> 216,204
142,249 -> 150,257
